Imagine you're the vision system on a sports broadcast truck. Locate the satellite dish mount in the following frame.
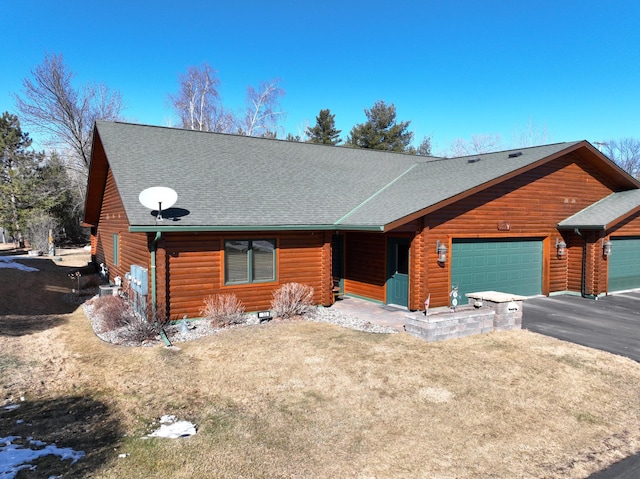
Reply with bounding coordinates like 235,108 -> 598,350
156,201 -> 164,221
139,187 -> 178,222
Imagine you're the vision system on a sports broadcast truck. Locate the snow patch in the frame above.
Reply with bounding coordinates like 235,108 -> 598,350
147,415 -> 197,439
0,436 -> 84,478
0,257 -> 39,272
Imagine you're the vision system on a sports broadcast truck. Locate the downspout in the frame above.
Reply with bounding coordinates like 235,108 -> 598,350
151,231 -> 172,346
574,228 -> 598,300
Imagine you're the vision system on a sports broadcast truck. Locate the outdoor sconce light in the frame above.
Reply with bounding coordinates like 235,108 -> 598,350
603,239 -> 613,257
555,238 -> 567,257
436,240 -> 448,263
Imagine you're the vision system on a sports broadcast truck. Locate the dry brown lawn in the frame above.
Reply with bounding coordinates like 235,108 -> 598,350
2,243 -> 640,478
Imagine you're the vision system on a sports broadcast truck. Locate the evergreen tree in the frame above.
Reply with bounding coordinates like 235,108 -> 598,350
306,109 -> 342,145
0,112 -> 41,244
345,101 -> 414,152
37,152 -> 83,242
0,113 -> 78,246
416,136 -> 433,156
286,133 -> 302,142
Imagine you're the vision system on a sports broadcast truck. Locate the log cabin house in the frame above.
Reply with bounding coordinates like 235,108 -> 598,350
84,121 -> 640,320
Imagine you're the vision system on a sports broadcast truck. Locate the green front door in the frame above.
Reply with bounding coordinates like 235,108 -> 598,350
451,238 -> 543,305
608,237 -> 640,291
386,238 -> 409,307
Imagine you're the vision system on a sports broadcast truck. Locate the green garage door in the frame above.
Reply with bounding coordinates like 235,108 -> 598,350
608,237 -> 640,291
451,238 -> 543,305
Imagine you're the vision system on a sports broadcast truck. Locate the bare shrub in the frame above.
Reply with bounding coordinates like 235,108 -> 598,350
26,211 -> 58,253
200,294 -> 246,328
90,295 -> 131,332
120,314 -> 160,344
119,302 -> 170,344
271,283 -> 315,319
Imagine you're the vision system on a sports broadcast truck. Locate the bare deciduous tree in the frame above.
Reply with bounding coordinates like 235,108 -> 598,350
26,210 -> 58,253
15,53 -> 124,172
14,53 -> 124,243
447,133 -> 502,157
240,79 -> 286,137
168,63 -> 235,133
601,138 -> 640,178
513,120 -> 551,148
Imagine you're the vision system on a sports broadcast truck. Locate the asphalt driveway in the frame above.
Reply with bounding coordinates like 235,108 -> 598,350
523,292 -> 640,478
522,291 -> 640,362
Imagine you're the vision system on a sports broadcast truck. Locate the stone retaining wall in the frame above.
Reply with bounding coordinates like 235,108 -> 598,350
404,291 -> 524,342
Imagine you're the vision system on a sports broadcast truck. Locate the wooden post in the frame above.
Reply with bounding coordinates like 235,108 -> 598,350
48,228 -> 55,256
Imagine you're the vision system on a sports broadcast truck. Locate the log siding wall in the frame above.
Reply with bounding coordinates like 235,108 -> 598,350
411,218 -> 428,310
344,232 -> 387,302
160,231 -> 331,320
93,168 -> 149,286
417,155 -> 619,307
419,155 -> 621,307
93,147 -> 640,318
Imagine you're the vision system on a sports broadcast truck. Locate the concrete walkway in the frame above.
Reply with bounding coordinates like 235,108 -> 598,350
328,296 -> 409,331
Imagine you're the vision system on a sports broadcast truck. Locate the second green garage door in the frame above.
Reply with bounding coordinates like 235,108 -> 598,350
451,238 -> 543,305
608,237 -> 640,291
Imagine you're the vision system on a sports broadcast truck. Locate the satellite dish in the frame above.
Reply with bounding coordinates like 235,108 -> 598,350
139,187 -> 178,221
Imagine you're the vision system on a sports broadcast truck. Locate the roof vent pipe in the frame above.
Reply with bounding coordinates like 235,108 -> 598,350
508,152 -> 523,158
467,158 -> 481,164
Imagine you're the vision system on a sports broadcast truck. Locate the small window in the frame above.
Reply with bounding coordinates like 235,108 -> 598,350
113,234 -> 119,266
225,239 -> 275,284
397,244 -> 409,275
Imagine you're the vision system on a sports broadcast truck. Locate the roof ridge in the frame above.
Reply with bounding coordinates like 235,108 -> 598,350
98,120 -> 438,159
334,163 -> 420,225
447,141 -> 583,160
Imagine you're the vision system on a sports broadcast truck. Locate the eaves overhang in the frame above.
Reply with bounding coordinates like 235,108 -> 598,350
557,224 -> 607,231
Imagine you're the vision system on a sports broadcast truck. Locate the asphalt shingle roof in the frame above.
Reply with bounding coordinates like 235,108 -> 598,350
558,189 -> 640,230
92,121 -> 589,230
96,121 -> 418,228
340,143 -> 580,226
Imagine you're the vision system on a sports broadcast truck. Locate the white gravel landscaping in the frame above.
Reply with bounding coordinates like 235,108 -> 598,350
83,299 -> 397,348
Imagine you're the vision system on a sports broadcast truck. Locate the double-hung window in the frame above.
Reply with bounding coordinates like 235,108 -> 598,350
224,239 -> 276,284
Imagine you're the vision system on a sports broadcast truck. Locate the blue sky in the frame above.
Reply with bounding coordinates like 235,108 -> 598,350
1,0 -> 638,154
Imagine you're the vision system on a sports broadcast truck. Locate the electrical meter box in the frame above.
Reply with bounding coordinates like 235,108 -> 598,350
129,264 -> 148,296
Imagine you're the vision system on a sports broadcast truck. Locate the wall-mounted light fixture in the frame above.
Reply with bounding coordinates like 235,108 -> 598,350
603,238 -> 613,257
555,238 -> 567,257
436,240 -> 448,263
